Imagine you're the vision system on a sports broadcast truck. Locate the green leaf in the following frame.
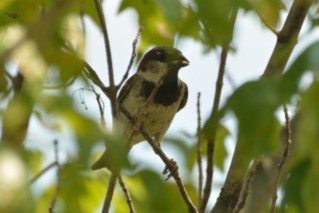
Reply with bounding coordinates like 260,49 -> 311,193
224,78 -> 282,160
214,124 -> 229,171
194,0 -> 237,47
81,0 -> 102,27
296,81 -> 319,159
248,0 -> 284,27
124,170 -> 197,212
119,0 -> 200,54
303,163 -> 319,213
164,136 -> 197,173
282,41 -> 319,98
157,0 -> 182,24
59,163 -> 106,213
280,158 -> 310,213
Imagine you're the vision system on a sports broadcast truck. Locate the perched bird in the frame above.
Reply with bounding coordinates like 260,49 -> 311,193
91,46 -> 189,171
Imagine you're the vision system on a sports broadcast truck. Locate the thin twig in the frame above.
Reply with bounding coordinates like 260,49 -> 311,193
196,92 -> 203,206
93,0 -> 117,117
102,172 -> 118,213
118,175 -> 135,213
200,46 -> 227,213
49,140 -> 61,213
201,9 -> 238,213
270,105 -> 292,213
232,160 -> 259,213
42,76 -> 77,90
91,86 -> 106,129
118,24 -> 145,89
29,162 -> 57,184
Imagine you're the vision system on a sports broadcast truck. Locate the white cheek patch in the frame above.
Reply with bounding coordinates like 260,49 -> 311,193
137,61 -> 168,83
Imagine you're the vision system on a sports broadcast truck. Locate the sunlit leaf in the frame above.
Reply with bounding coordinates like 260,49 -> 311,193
59,163 -> 107,212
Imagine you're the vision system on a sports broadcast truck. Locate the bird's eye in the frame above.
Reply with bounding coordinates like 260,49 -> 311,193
155,50 -> 166,62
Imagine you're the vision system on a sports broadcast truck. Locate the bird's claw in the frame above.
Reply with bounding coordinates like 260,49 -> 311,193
162,158 -> 178,181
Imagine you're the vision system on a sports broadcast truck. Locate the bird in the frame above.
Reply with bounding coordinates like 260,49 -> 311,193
91,46 -> 189,171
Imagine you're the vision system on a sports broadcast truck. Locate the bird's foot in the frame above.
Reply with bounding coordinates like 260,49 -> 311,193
162,158 -> 179,181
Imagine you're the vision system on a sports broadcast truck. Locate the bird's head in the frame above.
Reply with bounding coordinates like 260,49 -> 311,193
137,46 -> 189,83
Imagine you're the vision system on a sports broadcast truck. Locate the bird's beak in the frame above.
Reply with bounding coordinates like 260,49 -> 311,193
180,56 -> 189,67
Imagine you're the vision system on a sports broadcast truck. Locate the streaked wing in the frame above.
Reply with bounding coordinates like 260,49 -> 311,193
118,74 -> 137,103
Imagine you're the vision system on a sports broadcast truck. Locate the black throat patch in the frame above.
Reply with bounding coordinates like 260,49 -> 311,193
141,80 -> 181,106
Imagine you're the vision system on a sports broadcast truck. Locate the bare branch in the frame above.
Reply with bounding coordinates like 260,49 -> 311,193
91,86 -> 106,129
102,172 -> 118,213
93,0 -> 117,117
118,24 -> 145,89
232,160 -> 259,213
29,162 -> 58,184
196,92 -> 203,206
270,105 -> 292,213
118,175 -> 135,213
201,9 -> 238,211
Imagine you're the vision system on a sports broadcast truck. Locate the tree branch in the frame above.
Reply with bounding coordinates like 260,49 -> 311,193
102,172 -> 118,213
29,162 -> 58,184
201,9 -> 238,212
270,105 -> 292,212
118,24 -> 145,89
118,175 -> 135,213
262,0 -> 314,77
211,1 -> 313,212
196,92 -> 203,206
93,0 -> 117,117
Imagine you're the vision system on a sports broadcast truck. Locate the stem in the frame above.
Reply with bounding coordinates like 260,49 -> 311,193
201,9 -> 238,212
196,92 -> 203,206
270,105 -> 292,213
93,0 -> 117,117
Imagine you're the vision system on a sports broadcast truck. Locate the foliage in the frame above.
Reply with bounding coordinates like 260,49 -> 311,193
0,0 -> 319,213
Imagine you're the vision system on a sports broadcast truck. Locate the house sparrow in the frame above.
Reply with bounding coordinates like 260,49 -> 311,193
91,46 -> 189,170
